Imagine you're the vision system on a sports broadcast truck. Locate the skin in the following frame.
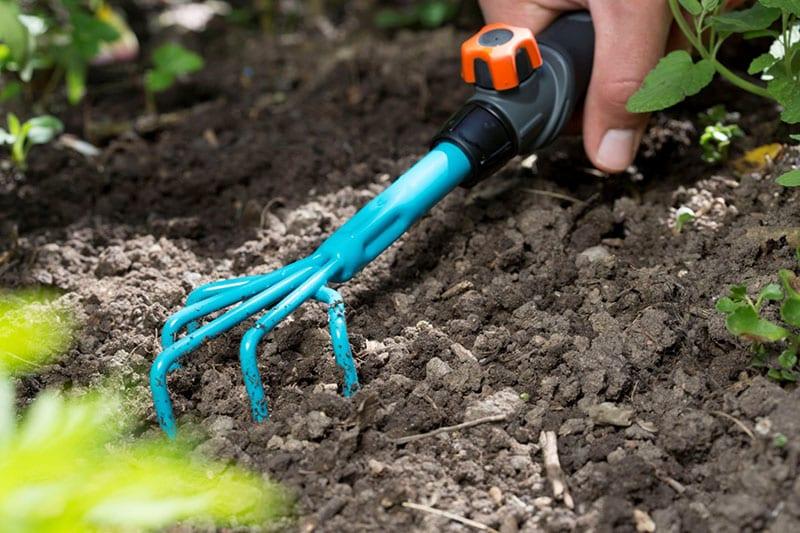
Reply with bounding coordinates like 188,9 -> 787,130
479,0 -> 741,173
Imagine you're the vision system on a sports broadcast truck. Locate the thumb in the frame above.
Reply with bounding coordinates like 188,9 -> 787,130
582,1 -> 673,173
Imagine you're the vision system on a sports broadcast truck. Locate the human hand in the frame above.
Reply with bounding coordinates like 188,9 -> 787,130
479,0 -> 683,173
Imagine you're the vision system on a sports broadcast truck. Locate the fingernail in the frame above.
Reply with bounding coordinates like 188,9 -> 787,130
596,129 -> 636,172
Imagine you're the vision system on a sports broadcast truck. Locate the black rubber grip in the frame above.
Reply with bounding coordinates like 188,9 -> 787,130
537,11 -> 594,109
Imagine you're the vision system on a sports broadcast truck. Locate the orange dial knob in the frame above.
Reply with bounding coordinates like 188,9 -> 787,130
461,23 -> 543,91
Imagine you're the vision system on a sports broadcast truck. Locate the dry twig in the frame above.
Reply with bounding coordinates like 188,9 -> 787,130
522,188 -> 585,204
539,430 -> 574,509
402,502 -> 498,532
391,414 -> 507,445
712,410 -> 756,441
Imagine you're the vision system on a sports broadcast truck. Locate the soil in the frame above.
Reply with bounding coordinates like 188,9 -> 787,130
3,12 -> 800,533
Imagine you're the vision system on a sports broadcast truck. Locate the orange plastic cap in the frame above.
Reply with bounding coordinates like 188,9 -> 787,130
461,23 -> 542,91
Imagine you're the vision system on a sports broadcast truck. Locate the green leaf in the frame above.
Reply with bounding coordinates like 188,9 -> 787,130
709,4 -> 781,33
702,0 -> 721,10
0,288 -> 76,374
759,0 -> 800,17
7,112 -> 20,136
768,367 -> 783,380
743,29 -> 781,39
26,115 -> 63,144
70,11 -> 120,60
781,296 -> 800,326
675,206 -> 696,232
0,80 -> 21,102
152,43 -> 204,76
767,69 -> 800,124
778,347 -> 797,369
716,297 -> 741,313
781,368 -> 798,381
66,66 -> 86,105
726,305 -> 789,342
0,375 -> 291,530
679,0 -> 703,15
748,52 -> 778,74
419,0 -> 457,28
627,51 -> 715,113
777,169 -> 800,186
758,283 -> 784,304
774,433 -> 788,447
0,1 -> 28,64
144,69 -> 175,93
779,269 -> 800,297
730,284 -> 748,300
790,134 -> 800,142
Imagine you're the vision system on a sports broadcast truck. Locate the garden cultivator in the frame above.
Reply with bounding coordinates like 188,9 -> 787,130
151,13 -> 595,437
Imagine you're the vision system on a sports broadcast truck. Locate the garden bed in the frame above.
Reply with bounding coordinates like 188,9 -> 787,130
3,15 -> 800,533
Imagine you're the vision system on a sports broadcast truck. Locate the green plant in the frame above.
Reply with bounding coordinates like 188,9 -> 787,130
627,0 -> 800,180
674,206 -> 697,233
0,113 -> 63,169
0,0 -> 122,104
0,375 -> 291,531
698,105 -> 744,163
716,261 -> 800,382
144,43 -> 204,111
0,288 -> 75,374
375,0 -> 459,29
0,288 -> 290,530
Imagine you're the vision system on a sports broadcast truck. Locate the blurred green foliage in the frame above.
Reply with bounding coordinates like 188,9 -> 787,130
0,376 -> 292,531
145,43 -> 204,94
375,0 -> 460,29
0,0 -> 121,104
697,105 -> 743,163
0,288 -> 74,374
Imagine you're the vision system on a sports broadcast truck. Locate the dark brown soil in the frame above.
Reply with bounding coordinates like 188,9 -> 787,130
3,15 -> 800,533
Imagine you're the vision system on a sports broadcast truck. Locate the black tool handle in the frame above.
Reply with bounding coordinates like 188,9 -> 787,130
538,11 -> 595,112
433,11 -> 595,186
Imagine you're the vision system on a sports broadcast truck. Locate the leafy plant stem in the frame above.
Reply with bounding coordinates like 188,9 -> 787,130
667,0 -> 772,99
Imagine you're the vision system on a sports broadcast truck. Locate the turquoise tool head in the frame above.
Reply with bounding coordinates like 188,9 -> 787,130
150,12 -> 595,437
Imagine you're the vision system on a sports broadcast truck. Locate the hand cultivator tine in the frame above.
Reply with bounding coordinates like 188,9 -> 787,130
314,286 -> 359,397
176,257 -> 320,336
239,260 -> 339,422
150,266 -> 318,437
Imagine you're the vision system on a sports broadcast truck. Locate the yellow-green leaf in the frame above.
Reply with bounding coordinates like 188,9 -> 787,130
726,305 -> 789,342
627,51 -> 715,112
777,169 -> 800,187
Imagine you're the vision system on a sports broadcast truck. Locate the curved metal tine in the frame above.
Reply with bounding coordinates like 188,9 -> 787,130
239,260 -> 339,423
179,257 -> 320,336
161,258 -> 319,348
150,267 -> 315,438
314,286 -> 359,397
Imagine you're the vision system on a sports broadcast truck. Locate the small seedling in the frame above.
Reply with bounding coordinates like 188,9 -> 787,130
144,43 -> 204,112
698,105 -> 743,163
773,433 -> 788,448
0,113 -> 63,169
674,206 -> 697,233
627,1 -> 800,182
716,261 -> 800,382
